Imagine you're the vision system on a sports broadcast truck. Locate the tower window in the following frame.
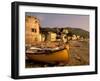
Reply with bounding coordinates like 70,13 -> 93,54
31,28 -> 36,32
35,21 -> 37,23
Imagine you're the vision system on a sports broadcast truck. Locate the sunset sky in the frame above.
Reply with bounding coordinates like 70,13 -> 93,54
26,12 -> 89,31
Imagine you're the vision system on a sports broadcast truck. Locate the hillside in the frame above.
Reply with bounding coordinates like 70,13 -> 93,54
67,27 -> 89,38
40,27 -> 89,38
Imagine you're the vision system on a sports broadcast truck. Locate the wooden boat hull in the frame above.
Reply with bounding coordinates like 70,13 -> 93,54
26,49 -> 69,64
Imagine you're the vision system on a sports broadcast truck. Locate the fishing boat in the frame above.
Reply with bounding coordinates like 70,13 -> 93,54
26,45 -> 69,64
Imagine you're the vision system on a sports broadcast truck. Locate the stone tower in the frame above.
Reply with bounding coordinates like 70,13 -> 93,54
25,16 -> 40,45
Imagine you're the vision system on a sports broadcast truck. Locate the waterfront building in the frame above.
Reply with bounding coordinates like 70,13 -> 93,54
25,16 -> 41,45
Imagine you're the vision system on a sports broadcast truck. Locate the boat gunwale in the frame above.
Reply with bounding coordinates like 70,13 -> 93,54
26,48 -> 67,55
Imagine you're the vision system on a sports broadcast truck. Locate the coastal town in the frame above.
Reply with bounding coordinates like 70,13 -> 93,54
25,16 -> 87,47
25,16 -> 89,68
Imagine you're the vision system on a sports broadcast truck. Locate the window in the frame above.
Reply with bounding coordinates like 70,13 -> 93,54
31,28 -> 36,32
35,21 -> 37,23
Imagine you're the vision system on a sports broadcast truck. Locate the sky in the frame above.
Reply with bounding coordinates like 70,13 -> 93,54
26,12 -> 89,31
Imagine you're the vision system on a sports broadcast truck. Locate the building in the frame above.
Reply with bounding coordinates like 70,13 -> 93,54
61,34 -> 68,43
77,35 -> 80,40
37,34 -> 45,42
68,36 -> 72,41
72,34 -> 77,40
62,29 -> 69,34
25,16 -> 40,45
47,32 -> 57,41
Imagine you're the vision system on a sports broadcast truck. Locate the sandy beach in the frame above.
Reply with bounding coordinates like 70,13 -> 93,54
25,40 -> 89,68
